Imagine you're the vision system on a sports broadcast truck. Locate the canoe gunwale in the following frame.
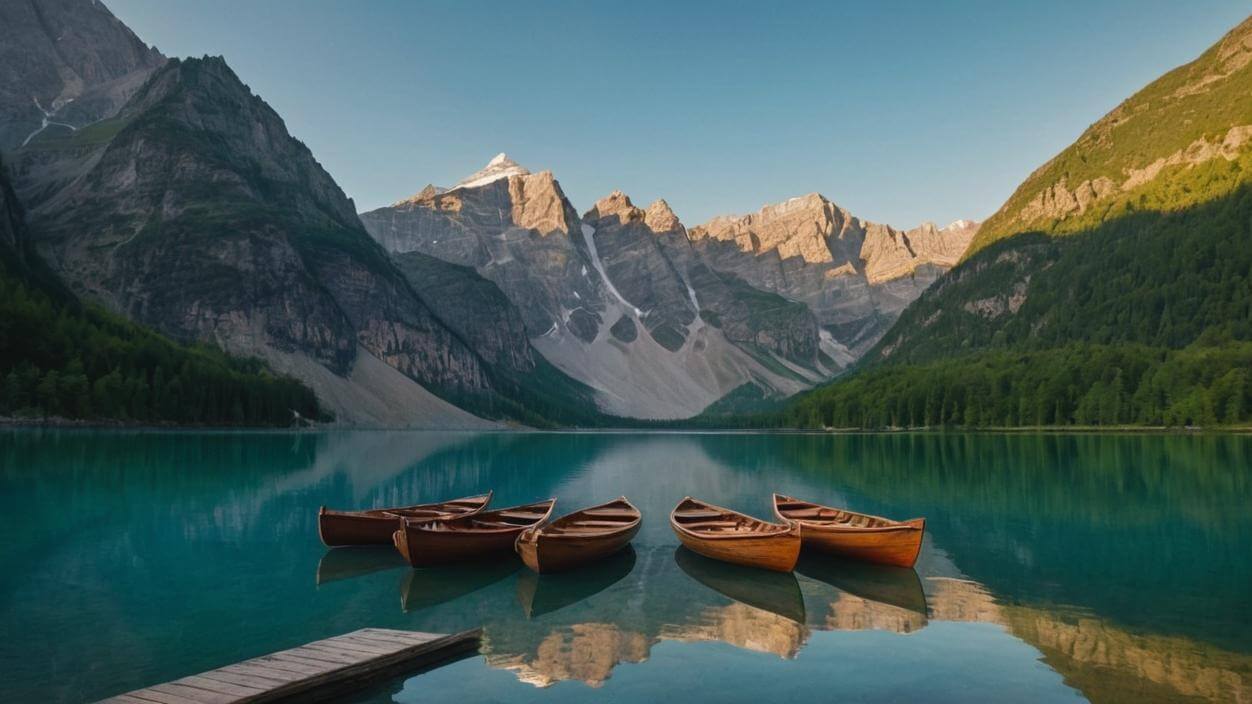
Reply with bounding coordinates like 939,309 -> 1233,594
407,499 -> 557,535
772,493 -> 921,532
670,496 -> 799,541
518,496 -> 641,544
319,491 -> 493,521
318,491 -> 493,547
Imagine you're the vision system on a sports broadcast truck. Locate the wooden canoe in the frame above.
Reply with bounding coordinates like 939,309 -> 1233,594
773,493 -> 925,568
669,497 -> 800,573
393,498 -> 556,567
318,491 -> 492,547
515,497 -> 641,573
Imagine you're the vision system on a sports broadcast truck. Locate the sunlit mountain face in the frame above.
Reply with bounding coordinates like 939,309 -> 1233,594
2,430 -> 1248,703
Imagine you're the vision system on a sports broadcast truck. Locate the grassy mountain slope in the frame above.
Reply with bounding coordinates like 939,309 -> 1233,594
768,14 -> 1252,430
970,16 -> 1252,254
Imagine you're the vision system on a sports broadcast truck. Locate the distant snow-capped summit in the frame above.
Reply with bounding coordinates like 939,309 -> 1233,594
454,152 -> 530,189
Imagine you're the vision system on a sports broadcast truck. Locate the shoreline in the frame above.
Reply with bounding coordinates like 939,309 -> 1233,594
1,416 -> 1248,436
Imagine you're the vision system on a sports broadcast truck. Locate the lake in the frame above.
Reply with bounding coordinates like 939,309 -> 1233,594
1,430 -> 1249,703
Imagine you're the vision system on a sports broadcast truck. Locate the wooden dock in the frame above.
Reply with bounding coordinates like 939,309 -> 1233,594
98,628 -> 481,704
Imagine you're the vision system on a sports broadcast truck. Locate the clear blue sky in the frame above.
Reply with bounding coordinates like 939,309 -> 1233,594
107,0 -> 1249,228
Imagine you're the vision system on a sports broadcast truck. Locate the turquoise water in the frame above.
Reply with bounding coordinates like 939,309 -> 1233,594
1,430 -> 1249,703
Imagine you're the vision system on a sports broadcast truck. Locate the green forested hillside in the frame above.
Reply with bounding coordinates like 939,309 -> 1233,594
776,340 -> 1251,429
0,159 -> 321,426
0,274 -> 323,424
766,15 -> 1252,430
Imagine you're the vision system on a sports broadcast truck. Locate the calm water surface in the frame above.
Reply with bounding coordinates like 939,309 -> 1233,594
1,430 -> 1249,703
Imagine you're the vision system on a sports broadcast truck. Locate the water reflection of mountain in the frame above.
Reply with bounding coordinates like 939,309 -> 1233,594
7,430 -> 1251,704
717,433 -> 1252,654
406,544 -> 946,688
400,538 -> 1251,702
922,577 -> 1252,704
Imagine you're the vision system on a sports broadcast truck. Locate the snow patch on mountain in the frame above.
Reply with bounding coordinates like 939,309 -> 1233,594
582,223 -> 642,317
453,153 -> 530,190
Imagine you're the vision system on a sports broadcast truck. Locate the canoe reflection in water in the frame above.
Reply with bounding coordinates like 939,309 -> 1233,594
516,546 -> 637,619
796,554 -> 927,615
400,560 -> 522,612
315,547 -> 408,586
674,546 -> 806,624
797,553 -> 929,635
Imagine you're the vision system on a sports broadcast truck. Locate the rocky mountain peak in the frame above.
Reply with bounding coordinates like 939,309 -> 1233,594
644,199 -> 683,233
692,192 -> 844,265
453,152 -> 530,190
585,190 -> 644,224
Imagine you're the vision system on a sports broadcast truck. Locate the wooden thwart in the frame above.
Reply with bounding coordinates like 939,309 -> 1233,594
97,628 -> 481,704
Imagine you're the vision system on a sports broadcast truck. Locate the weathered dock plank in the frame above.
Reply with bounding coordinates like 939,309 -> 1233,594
97,628 -> 481,704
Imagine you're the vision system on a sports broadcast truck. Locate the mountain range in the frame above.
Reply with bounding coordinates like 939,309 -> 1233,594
360,155 -> 976,418
774,15 -> 1252,429
0,0 -> 976,426
3,0 -> 1246,430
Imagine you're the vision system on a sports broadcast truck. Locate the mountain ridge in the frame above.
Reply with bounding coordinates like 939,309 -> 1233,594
769,12 -> 1252,430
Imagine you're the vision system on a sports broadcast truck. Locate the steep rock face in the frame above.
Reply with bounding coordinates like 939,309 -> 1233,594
586,192 -> 822,366
363,160 -> 829,419
0,0 -> 165,151
0,155 -> 19,253
582,191 -> 697,351
9,56 -> 499,425
689,194 -> 978,355
392,250 -> 535,373
362,167 -> 605,343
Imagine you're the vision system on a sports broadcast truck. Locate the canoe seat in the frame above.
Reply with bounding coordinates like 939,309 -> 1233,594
578,510 -> 637,519
682,520 -> 741,529
472,520 -> 521,528
494,510 -> 545,520
781,508 -> 824,518
675,510 -> 724,520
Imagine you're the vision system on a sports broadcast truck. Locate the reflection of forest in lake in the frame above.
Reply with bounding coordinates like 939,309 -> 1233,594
2,430 -> 1250,704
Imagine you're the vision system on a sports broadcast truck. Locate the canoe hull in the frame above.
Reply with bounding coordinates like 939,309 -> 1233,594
517,524 -> 640,573
393,523 -> 526,567
794,518 -> 925,568
393,499 -> 555,567
674,527 -> 800,572
319,511 -> 403,547
318,492 -> 491,547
